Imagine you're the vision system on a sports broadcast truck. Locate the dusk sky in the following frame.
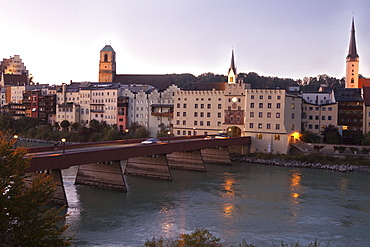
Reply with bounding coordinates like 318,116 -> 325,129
1,0 -> 369,85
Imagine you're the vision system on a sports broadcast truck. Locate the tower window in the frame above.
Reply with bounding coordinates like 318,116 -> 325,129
104,54 -> 108,62
351,78 -> 354,83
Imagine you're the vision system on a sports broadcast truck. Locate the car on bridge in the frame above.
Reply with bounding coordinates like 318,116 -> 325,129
215,133 -> 229,139
141,138 -> 162,144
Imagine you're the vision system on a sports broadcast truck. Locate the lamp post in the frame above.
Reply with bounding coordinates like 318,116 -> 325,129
13,135 -> 18,149
193,127 -> 196,136
228,128 -> 232,138
125,129 -> 129,139
167,131 -> 171,143
61,138 -> 66,155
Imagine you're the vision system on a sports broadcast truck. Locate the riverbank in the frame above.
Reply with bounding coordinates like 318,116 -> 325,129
231,154 -> 370,173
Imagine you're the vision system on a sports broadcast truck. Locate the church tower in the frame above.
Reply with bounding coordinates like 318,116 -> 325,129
228,49 -> 237,84
345,17 -> 359,88
99,44 -> 116,82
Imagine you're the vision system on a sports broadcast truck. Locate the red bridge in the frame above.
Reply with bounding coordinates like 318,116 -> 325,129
25,136 -> 251,205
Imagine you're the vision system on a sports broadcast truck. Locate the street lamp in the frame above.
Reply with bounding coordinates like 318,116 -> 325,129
61,138 -> 66,155
13,135 -> 18,149
193,127 -> 196,136
228,128 -> 232,137
167,131 -> 171,143
125,129 -> 129,139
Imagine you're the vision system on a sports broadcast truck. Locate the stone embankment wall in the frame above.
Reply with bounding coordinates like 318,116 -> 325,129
231,155 -> 370,173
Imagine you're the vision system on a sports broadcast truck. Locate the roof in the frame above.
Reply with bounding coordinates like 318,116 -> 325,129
113,74 -> 174,91
3,74 -> 28,86
334,88 -> 363,102
194,82 -> 227,91
347,17 -> 359,59
100,45 -> 115,52
362,87 -> 370,106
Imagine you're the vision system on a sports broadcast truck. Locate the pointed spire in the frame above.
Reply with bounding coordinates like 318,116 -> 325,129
347,17 -> 359,59
228,49 -> 237,75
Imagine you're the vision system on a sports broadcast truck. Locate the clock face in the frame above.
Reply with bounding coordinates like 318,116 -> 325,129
232,103 -> 237,109
232,97 -> 237,102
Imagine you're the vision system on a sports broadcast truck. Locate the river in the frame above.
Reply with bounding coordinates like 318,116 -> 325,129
61,162 -> 370,246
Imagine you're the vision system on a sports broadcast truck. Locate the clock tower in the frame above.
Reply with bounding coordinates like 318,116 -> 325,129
345,17 -> 359,88
99,44 -> 116,82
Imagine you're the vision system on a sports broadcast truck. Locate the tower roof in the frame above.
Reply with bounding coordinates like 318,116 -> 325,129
101,45 -> 115,52
347,17 -> 359,59
228,49 -> 237,75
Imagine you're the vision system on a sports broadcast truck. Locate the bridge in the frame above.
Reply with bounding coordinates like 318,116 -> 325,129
25,136 -> 251,205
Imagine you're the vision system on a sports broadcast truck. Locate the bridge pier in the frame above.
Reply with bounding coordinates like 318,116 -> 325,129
167,150 -> 206,171
25,170 -> 68,206
201,147 -> 232,165
124,154 -> 172,180
75,161 -> 127,191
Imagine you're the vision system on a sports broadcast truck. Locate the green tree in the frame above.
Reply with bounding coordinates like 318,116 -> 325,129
60,120 -> 71,132
300,130 -> 320,143
134,126 -> 150,139
321,125 -> 341,144
0,132 -> 71,246
0,114 -> 15,133
361,132 -> 370,146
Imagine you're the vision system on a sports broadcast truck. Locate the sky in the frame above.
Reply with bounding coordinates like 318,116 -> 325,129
1,0 -> 369,85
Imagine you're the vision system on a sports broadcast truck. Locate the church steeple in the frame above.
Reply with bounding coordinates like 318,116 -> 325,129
99,44 -> 116,82
345,17 -> 360,88
228,49 -> 237,84
347,17 -> 359,59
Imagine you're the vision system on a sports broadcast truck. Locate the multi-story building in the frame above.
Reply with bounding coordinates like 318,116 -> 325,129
0,55 -> 29,87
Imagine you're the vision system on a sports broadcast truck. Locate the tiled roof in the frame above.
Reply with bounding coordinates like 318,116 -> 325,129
114,74 -> 173,91
195,82 -> 227,91
3,74 -> 28,86
100,45 -> 115,52
334,88 -> 363,102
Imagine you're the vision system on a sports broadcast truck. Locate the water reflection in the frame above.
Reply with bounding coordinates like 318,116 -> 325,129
289,171 -> 302,204
221,173 -> 236,218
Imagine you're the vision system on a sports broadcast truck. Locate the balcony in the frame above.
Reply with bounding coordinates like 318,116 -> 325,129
151,112 -> 173,117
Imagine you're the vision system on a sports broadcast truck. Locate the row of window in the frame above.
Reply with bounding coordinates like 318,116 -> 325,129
176,103 -> 222,109
249,112 -> 292,119
305,115 -> 333,120
249,123 -> 294,130
176,120 -> 222,127
250,95 -> 281,100
176,98 -> 222,101
176,112 -> 222,118
250,102 -> 287,109
304,106 -> 333,111
257,134 -> 281,140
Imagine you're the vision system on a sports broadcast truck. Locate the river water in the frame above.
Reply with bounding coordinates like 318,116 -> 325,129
62,162 -> 370,247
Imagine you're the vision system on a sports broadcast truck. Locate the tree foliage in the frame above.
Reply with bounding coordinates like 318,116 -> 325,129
321,125 -> 341,144
0,132 -> 71,246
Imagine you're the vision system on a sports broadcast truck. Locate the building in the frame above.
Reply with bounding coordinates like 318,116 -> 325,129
0,55 -> 29,87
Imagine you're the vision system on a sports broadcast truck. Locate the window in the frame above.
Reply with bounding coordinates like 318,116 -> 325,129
201,104 -> 204,109
183,104 -> 187,108
195,104 -> 198,109
291,103 -> 295,109
177,112 -> 180,117
328,107 -> 332,111
322,107 -> 326,111
328,116 -> 332,120
291,113 -> 295,119
177,103 -> 180,108
259,103 -> 263,108
250,112 -> 254,117
183,112 -> 186,117
258,123 -> 262,129
251,95 -> 254,99
276,113 -> 280,118
267,103 -> 271,108
200,121 -> 203,126
207,104 -> 211,109
267,123 -> 271,129
207,121 -> 210,126
183,131 -> 186,135
259,95 -> 263,99
322,116 -> 325,120
207,112 -> 211,117
194,112 -> 198,117
217,121 -> 221,126
315,116 -> 319,120
309,115 -> 313,120
177,130 -> 180,135
291,124 -> 294,130
258,112 -> 263,118
267,112 -> 271,118
200,112 -> 204,117
276,103 -> 281,109
218,112 -> 221,118
276,124 -> 280,130
218,104 -> 222,109
274,135 -> 280,141
277,95 -> 281,100
194,121 -> 198,125
315,125 -> 319,129
268,95 -> 272,99
183,120 -> 186,125
176,120 -> 180,125
257,134 -> 263,139
308,124 -> 312,129
249,123 -> 254,128
250,103 -> 254,108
